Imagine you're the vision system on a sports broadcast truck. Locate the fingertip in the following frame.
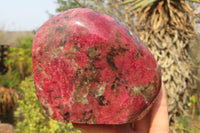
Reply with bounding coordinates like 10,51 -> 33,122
133,111 -> 150,132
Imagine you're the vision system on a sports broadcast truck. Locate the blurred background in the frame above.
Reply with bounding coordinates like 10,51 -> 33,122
0,0 -> 200,133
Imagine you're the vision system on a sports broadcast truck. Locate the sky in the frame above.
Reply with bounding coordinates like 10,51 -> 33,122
0,0 -> 58,31
0,1 -> 199,32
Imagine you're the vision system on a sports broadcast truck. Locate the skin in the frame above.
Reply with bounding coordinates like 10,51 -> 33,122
73,83 -> 169,133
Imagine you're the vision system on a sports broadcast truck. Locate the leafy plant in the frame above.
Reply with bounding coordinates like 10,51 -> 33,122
176,95 -> 200,133
56,0 -> 81,12
6,36 -> 33,79
0,36 -> 33,88
16,36 -> 33,49
189,96 -> 197,119
176,114 -> 200,133
0,70 -> 21,89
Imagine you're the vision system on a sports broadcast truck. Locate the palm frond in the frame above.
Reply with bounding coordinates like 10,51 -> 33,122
118,0 -> 200,27
118,0 -> 137,5
118,0 -> 156,12
128,0 -> 156,12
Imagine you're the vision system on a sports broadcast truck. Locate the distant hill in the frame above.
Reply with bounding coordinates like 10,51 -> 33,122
0,30 -> 34,47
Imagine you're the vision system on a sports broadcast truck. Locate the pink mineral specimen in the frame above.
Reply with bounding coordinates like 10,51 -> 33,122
32,8 -> 161,124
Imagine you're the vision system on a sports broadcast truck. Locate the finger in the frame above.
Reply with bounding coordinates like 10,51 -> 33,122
114,123 -> 135,133
133,111 -> 150,133
72,123 -> 116,133
149,83 -> 169,133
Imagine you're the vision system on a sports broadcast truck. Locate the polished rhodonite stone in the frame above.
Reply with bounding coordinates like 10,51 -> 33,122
32,8 -> 161,124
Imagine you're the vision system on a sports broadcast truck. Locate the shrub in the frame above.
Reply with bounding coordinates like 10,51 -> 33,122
0,36 -> 33,88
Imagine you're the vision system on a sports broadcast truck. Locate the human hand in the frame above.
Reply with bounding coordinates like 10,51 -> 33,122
73,84 -> 169,133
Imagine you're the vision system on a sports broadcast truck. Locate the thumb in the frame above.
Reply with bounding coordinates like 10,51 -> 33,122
149,83 -> 169,133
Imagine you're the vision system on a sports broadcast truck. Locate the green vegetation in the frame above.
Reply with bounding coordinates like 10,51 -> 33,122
0,36 -> 33,88
56,0 -> 81,12
176,95 -> 200,133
